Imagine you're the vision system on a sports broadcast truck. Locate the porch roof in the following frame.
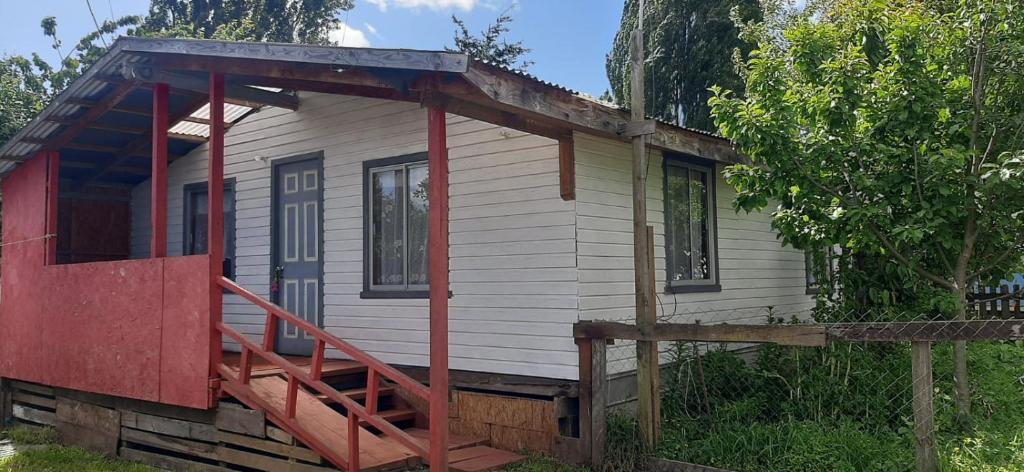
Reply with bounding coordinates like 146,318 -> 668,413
0,37 -> 741,187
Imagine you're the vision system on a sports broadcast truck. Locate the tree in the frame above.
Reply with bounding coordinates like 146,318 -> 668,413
0,55 -> 50,147
709,0 -> 1024,428
139,0 -> 354,44
606,0 -> 762,131
447,13 -> 531,70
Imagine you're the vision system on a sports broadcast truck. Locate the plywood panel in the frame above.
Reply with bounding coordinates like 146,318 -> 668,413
0,154 -> 211,409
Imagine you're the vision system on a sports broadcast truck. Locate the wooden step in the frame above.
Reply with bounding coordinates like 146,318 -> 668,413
358,408 -> 416,427
230,376 -> 417,471
449,446 -> 527,472
222,352 -> 367,380
315,386 -> 395,404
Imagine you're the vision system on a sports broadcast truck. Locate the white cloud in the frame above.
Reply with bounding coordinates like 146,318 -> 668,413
328,21 -> 371,47
364,22 -> 380,37
391,0 -> 478,11
366,0 -> 389,12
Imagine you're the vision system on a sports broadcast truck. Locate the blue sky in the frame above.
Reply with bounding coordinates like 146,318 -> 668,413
0,0 -> 624,96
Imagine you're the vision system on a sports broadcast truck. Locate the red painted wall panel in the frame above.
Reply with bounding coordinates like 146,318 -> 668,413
0,154 -> 212,409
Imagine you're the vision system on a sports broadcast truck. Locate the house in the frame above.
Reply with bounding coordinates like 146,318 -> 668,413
0,38 -> 814,471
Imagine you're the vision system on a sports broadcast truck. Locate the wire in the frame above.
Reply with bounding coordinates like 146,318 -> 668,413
85,0 -> 109,48
0,234 -> 56,248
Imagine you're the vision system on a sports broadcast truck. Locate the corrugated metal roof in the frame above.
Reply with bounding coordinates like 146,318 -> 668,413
0,38 -> 730,180
475,58 -> 727,140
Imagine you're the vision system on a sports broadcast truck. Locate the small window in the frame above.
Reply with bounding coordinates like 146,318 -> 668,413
805,247 -> 835,295
664,156 -> 720,293
183,180 -> 236,279
362,153 -> 429,298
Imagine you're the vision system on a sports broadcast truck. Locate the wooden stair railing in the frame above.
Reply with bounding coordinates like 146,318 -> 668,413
215,276 -> 431,471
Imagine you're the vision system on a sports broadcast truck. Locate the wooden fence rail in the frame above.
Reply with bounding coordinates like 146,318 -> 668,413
574,318 -> 1024,472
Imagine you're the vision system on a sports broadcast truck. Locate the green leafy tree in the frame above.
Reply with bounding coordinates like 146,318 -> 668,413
606,0 -> 761,130
140,0 -> 354,44
710,0 -> 1024,428
447,13 -> 532,70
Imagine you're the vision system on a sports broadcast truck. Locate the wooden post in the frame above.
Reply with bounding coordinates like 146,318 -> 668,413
151,83 -> 169,258
0,378 -> 11,427
427,105 -> 450,471
44,151 -> 60,266
208,73 -> 226,391
578,337 -> 608,466
911,341 -> 938,472
630,0 -> 659,449
590,338 -> 608,466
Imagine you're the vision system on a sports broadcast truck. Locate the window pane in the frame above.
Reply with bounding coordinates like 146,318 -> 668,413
690,169 -> 711,280
372,168 -> 405,286
190,192 -> 209,255
407,164 -> 429,286
666,166 -> 692,281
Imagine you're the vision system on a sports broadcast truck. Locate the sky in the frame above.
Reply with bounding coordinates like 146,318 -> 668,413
0,0 -> 624,97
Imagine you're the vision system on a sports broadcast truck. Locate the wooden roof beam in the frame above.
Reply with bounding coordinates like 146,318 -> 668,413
72,93 -> 211,189
41,82 -> 137,152
123,64 -> 299,110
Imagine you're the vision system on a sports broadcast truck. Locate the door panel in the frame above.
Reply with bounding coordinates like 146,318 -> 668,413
272,156 -> 323,356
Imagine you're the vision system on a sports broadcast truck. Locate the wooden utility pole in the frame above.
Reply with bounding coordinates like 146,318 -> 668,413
631,0 -> 661,450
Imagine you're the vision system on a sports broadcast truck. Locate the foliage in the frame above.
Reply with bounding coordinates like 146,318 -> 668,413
138,0 -> 354,44
656,338 -> 1024,471
709,0 -> 1024,300
506,453 -> 589,472
0,446 -> 154,471
0,56 -> 50,145
447,13 -> 532,70
0,427 -> 60,445
606,0 -> 761,130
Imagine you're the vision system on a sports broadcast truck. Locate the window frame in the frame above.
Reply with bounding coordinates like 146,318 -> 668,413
182,178 -> 236,279
361,152 -> 431,299
662,154 -> 721,294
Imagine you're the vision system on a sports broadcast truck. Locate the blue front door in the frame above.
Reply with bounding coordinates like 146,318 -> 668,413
272,155 -> 324,356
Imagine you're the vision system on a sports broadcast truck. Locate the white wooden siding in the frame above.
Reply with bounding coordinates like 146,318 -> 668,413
129,93 -> 813,381
573,133 -> 815,373
130,93 -> 579,379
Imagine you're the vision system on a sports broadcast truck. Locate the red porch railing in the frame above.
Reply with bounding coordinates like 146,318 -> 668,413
215,276 -> 430,470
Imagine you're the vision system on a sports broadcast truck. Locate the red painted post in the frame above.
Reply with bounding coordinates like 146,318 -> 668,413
310,339 -> 326,382
150,83 -> 169,258
427,106 -> 450,471
239,347 -> 253,385
262,312 -> 278,352
365,368 -> 380,415
348,411 -> 360,472
44,151 -> 60,266
208,73 -> 226,390
285,374 -> 298,418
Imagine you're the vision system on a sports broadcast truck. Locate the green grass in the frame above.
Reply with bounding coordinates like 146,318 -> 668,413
0,428 -> 59,446
649,341 -> 1024,471
506,453 -> 590,472
0,427 -> 153,472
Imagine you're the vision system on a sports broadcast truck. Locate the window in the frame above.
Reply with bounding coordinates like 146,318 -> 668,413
362,153 -> 429,298
183,180 -> 236,279
805,247 -> 835,295
664,156 -> 719,293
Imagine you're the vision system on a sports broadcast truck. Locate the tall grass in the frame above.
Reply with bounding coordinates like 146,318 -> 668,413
649,340 -> 1024,471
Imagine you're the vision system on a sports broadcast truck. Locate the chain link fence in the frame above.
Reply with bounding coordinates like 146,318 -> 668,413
585,304 -> 1024,471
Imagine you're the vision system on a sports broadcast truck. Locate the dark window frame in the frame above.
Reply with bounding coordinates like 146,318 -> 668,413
361,152 -> 432,299
662,153 -> 721,294
182,178 -> 237,279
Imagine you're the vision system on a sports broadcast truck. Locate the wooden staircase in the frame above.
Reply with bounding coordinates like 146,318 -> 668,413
215,277 -> 525,471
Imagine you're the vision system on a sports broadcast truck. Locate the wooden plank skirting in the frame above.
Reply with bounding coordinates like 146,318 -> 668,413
1,379 -> 343,471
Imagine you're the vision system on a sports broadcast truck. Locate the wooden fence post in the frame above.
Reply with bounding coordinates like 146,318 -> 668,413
578,337 -> 608,467
911,341 -> 938,472
0,378 -> 10,427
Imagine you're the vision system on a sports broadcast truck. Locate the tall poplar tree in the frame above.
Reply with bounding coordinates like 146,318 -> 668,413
606,0 -> 761,131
